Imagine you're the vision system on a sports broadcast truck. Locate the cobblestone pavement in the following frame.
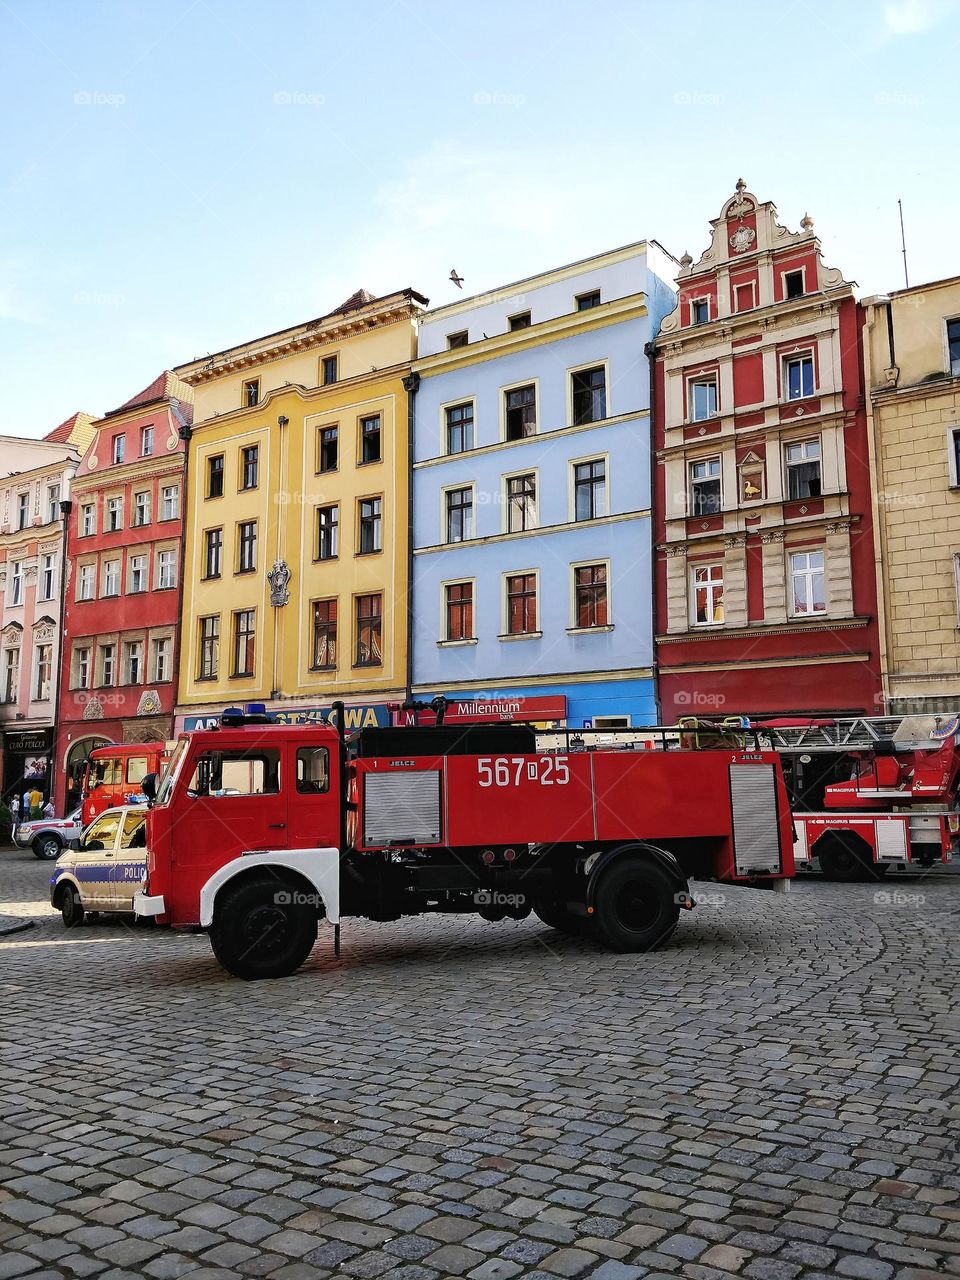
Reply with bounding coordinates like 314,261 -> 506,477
1,850 -> 958,1280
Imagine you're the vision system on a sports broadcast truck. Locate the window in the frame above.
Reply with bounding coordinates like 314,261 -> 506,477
112,434 -> 125,464
784,353 -> 815,401
785,439 -> 822,500
574,564 -> 608,628
100,643 -> 116,687
576,290 -> 601,311
507,473 -> 536,533
358,498 -> 382,554
321,355 -> 338,385
355,594 -> 382,666
120,810 -> 147,849
692,563 -> 724,626
237,521 -> 257,573
445,402 -> 474,454
506,573 -> 537,636
80,503 -> 95,537
953,428 -> 960,487
102,560 -> 120,597
508,312 -> 531,331
692,298 -> 709,325
574,459 -> 606,521
571,366 -> 606,425
129,555 -> 147,593
10,561 -> 24,606
734,283 -> 755,312
690,377 -> 718,422
16,492 -> 29,530
311,599 -> 337,669
241,445 -> 259,490
157,549 -> 176,590
187,749 -> 281,798
445,486 -> 473,543
505,384 -> 536,440
40,554 -> 56,601
318,426 -> 338,473
152,637 -> 171,683
949,318 -> 960,377
161,486 -> 179,520
784,270 -> 804,300
75,647 -> 91,690
123,641 -> 143,685
447,330 -> 468,350
77,563 -> 95,601
233,609 -> 256,677
297,747 -> 330,793
47,484 -> 60,523
316,505 -> 339,560
690,457 -> 722,517
243,378 -> 260,408
445,582 -> 474,640
106,496 -> 122,531
360,415 -> 381,463
207,455 -> 224,499
790,550 -> 826,616
141,426 -> 154,456
3,649 -> 18,702
34,644 -> 52,700
133,491 -> 151,526
198,615 -> 220,679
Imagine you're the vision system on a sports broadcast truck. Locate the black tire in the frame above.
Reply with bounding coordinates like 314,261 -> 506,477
531,897 -> 595,938
209,876 -> 318,980
593,856 -> 682,953
59,885 -> 85,928
816,835 -> 881,882
33,834 -> 63,861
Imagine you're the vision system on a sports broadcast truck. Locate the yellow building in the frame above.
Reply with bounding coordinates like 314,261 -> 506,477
173,288 -> 426,730
863,277 -> 960,712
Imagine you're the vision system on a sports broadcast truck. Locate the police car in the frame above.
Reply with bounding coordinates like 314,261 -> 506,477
49,806 -> 148,927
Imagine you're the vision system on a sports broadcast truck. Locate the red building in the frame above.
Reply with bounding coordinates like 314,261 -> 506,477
54,373 -> 193,811
653,181 -> 881,720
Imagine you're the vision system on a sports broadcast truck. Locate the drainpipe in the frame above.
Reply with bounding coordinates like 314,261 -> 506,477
172,412 -> 192,732
644,340 -> 662,726
271,415 -> 289,702
51,466 -> 75,808
861,300 -> 893,714
402,371 -> 420,702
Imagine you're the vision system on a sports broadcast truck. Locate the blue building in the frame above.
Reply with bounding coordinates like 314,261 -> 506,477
409,241 -> 677,728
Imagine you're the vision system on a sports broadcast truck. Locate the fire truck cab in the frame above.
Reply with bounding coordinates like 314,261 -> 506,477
135,707 -> 795,979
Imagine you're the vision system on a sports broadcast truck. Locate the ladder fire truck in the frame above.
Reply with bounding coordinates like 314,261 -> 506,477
753,713 -> 960,880
129,701 -> 794,979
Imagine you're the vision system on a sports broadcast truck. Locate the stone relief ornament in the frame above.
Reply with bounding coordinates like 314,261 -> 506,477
267,559 -> 292,607
136,689 -> 162,716
83,697 -> 105,720
729,224 -> 756,254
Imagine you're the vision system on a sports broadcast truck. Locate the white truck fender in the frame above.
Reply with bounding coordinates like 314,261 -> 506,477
199,848 -> 341,928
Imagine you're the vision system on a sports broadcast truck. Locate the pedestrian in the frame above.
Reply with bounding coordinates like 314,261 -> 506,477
22,789 -> 30,816
42,799 -> 55,819
29,786 -> 42,820
9,795 -> 20,836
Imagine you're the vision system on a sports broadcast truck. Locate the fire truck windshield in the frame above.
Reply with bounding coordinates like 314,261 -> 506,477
155,738 -> 189,806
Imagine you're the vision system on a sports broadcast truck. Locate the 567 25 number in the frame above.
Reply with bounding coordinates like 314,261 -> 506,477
476,756 -> 570,788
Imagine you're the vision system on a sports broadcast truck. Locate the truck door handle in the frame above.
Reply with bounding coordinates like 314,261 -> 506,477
268,823 -> 286,829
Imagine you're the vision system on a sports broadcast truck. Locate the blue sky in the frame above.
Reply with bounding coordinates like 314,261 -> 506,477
2,0 -> 957,437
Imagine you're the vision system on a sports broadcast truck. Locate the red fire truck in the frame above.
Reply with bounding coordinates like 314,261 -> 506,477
122,703 -> 795,979
757,714 -> 960,880
80,742 -> 170,825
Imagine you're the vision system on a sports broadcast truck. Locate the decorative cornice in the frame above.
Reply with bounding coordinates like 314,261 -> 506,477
657,615 -> 872,645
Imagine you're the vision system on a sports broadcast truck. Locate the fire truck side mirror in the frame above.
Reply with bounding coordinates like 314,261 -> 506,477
142,773 -> 157,802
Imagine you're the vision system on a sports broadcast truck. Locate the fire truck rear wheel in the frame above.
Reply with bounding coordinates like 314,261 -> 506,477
209,876 -> 318,980
593,858 -> 681,953
816,835 -> 882,882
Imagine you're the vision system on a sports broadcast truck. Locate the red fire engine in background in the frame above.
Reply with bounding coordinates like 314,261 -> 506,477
755,714 -> 960,879
80,742 -> 171,824
117,701 -> 794,979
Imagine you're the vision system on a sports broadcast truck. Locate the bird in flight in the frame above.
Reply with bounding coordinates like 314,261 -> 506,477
449,269 -> 464,289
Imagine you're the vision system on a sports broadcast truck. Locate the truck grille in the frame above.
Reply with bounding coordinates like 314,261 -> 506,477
729,764 -> 782,875
363,771 -> 442,846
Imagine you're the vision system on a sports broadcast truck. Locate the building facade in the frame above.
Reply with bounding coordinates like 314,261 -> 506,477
0,414 -> 94,806
863,277 -> 960,713
410,242 -> 677,727
173,288 -> 425,732
53,374 -> 193,812
653,181 -> 881,720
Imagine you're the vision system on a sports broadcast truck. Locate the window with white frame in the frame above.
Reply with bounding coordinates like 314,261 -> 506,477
46,484 -> 60,523
691,298 -> 709,325
571,366 -> 606,425
75,646 -> 91,690
506,473 -> 536,533
689,376 -> 718,422
785,438 -> 822,500
504,384 -> 536,440
141,425 -> 154,456
444,581 -> 474,641
80,503 -> 96,536
784,269 -> 805,300
691,563 -> 724,626
34,644 -> 52,700
77,563 -> 95,601
129,555 -> 147,593
102,559 -> 120,597
573,563 -> 608,628
689,457 -> 722,516
16,492 -> 29,530
112,434 -> 125,464
445,402 -> 474,454
133,490 -> 151,525
949,318 -> 960,377
152,636 -> 172,682
784,352 -> 815,401
3,648 -> 18,702
9,561 -> 24,606
160,485 -> 179,520
106,496 -> 123,531
445,486 -> 474,543
157,549 -> 176,590
100,643 -> 116,686
123,640 -> 143,684
40,553 -> 56,601
951,428 -> 960,487
790,550 -> 826,616
573,459 -> 606,521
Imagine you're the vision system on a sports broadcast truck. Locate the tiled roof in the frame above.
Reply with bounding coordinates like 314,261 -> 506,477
44,411 -> 96,449
337,289 -> 376,313
114,370 -> 195,412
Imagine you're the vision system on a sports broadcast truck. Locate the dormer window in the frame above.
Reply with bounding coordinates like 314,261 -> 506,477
508,312 -> 531,331
447,331 -> 468,350
784,270 -> 804,300
692,299 -> 709,325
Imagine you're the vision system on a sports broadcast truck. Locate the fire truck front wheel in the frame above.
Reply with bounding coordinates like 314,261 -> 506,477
593,857 -> 681,953
209,875 -> 318,980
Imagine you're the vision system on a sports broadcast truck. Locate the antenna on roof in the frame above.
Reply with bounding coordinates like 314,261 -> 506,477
897,198 -> 909,288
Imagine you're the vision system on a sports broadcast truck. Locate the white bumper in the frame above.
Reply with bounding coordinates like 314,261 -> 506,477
134,892 -> 166,917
